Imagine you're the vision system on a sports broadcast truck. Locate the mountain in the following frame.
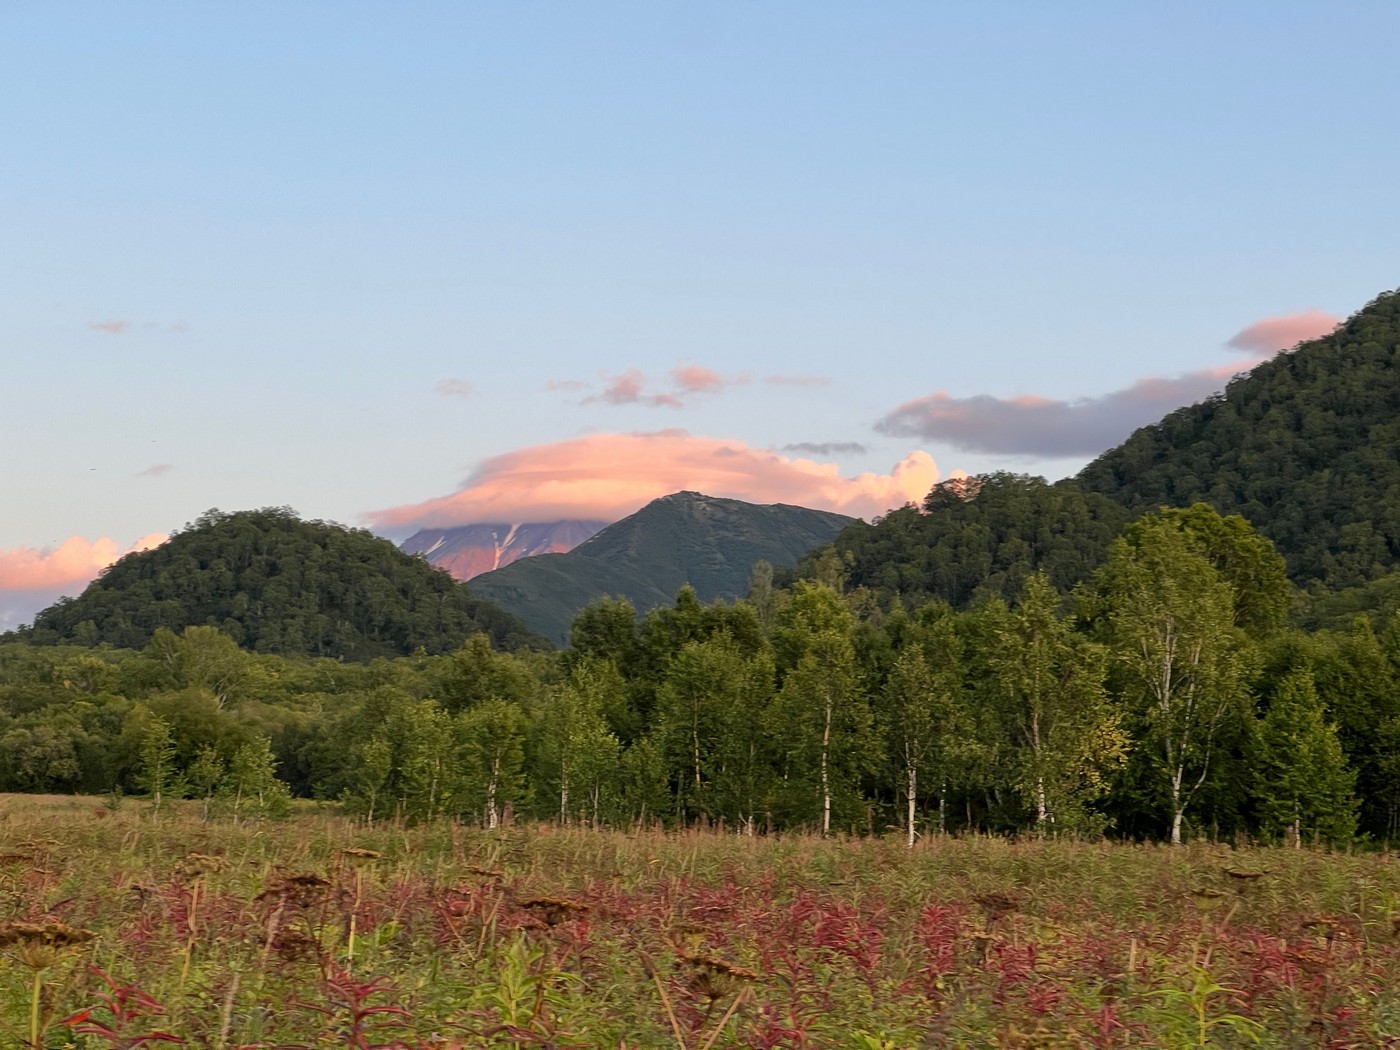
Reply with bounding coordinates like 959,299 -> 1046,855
465,491 -> 856,644
1077,288 -> 1400,591
798,286 -> 1400,608
11,507 -> 549,658
400,520 -> 607,581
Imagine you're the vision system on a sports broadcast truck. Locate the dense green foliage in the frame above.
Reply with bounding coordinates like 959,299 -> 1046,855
3,505 -> 1395,846
468,491 -> 854,644
794,473 -> 1130,609
1079,288 -> 1400,590
10,508 -> 547,658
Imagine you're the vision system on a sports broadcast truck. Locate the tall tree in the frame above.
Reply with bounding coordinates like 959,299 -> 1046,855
534,663 -> 621,826
1097,517 -> 1256,844
880,609 -> 963,845
455,699 -> 527,828
989,575 -> 1125,835
772,583 -> 880,835
1252,668 -> 1357,847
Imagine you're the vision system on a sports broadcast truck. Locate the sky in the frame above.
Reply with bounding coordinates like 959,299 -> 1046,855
3,2 -> 1397,628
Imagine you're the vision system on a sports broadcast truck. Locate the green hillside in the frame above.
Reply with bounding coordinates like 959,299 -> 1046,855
1078,288 -> 1400,591
12,507 -> 547,657
794,473 -> 1130,609
466,491 -> 855,644
802,287 -> 1400,610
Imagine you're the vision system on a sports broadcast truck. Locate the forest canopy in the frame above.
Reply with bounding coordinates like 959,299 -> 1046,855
9,508 -> 547,658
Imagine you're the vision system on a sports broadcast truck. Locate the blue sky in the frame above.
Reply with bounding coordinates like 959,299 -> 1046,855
2,2 -> 1397,623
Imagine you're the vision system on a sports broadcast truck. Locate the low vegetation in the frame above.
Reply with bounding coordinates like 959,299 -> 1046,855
0,796 -> 1396,1048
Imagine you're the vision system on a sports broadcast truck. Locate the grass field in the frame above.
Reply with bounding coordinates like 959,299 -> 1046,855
0,796 -> 1396,1048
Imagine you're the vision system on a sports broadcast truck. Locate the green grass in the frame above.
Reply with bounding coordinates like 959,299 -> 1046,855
0,794 -> 1396,1047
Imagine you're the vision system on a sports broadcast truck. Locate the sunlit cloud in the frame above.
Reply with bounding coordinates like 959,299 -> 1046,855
433,378 -> 476,399
671,365 -> 750,395
1227,309 -> 1339,354
135,463 -> 174,478
89,320 -> 131,335
566,364 -> 750,408
367,432 -> 945,531
581,369 -> 683,408
876,309 -> 1343,457
0,533 -> 167,591
782,441 -> 869,456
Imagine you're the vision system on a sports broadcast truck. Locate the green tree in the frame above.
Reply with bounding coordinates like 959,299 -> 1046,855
137,713 -> 180,815
534,664 -> 622,826
1098,518 -> 1255,844
772,583 -> 880,835
392,700 -> 457,823
187,745 -> 225,821
456,699 -> 527,828
989,575 -> 1125,835
225,736 -> 292,822
1253,668 -> 1357,847
881,609 -> 963,845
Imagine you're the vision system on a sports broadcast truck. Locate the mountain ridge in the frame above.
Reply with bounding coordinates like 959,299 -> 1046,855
466,491 -> 856,644
401,519 -> 607,580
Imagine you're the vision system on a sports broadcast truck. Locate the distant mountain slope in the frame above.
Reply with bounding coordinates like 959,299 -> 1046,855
12,508 -> 548,657
1078,288 -> 1400,590
466,492 -> 855,644
401,520 -> 607,581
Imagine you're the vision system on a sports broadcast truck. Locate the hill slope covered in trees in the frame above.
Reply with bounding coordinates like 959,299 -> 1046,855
801,287 -> 1399,611
467,491 -> 855,644
1078,288 -> 1400,591
11,508 -> 547,657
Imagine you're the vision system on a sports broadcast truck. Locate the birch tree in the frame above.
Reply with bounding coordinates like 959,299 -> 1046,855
1099,519 -> 1254,844
988,574 -> 1125,836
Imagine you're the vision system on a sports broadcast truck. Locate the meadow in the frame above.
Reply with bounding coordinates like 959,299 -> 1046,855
0,797 -> 1396,1048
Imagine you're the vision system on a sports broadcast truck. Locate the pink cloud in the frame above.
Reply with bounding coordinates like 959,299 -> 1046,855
135,464 -> 174,478
1227,309 -> 1339,354
876,309 -> 1344,457
89,320 -> 132,335
0,533 -> 167,591
671,365 -> 726,393
433,378 -> 476,399
670,365 -> 750,395
568,365 -> 750,407
366,432 -> 945,530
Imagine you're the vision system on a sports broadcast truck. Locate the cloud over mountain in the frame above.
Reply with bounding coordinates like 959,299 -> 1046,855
367,431 -> 944,531
875,310 -> 1341,457
1227,309 -> 1339,354
0,534 -> 168,591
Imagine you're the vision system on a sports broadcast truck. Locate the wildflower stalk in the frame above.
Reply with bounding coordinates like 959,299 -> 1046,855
30,968 -> 43,1050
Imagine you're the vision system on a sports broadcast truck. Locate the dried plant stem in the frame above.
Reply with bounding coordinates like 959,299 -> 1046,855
29,969 -> 42,1050
644,954 -> 688,1050
181,880 -> 202,989
696,987 -> 751,1050
347,867 -> 364,970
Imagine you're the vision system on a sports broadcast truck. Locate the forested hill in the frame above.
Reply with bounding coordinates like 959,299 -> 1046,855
1078,288 -> 1400,591
10,508 -> 548,658
801,287 -> 1400,608
794,474 -> 1131,609
467,491 -> 855,644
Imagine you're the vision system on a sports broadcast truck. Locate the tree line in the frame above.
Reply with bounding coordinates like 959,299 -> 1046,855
1,504 -> 1396,846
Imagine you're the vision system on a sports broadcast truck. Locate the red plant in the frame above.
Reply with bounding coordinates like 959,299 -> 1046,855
62,966 -> 185,1047
291,967 -> 416,1050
